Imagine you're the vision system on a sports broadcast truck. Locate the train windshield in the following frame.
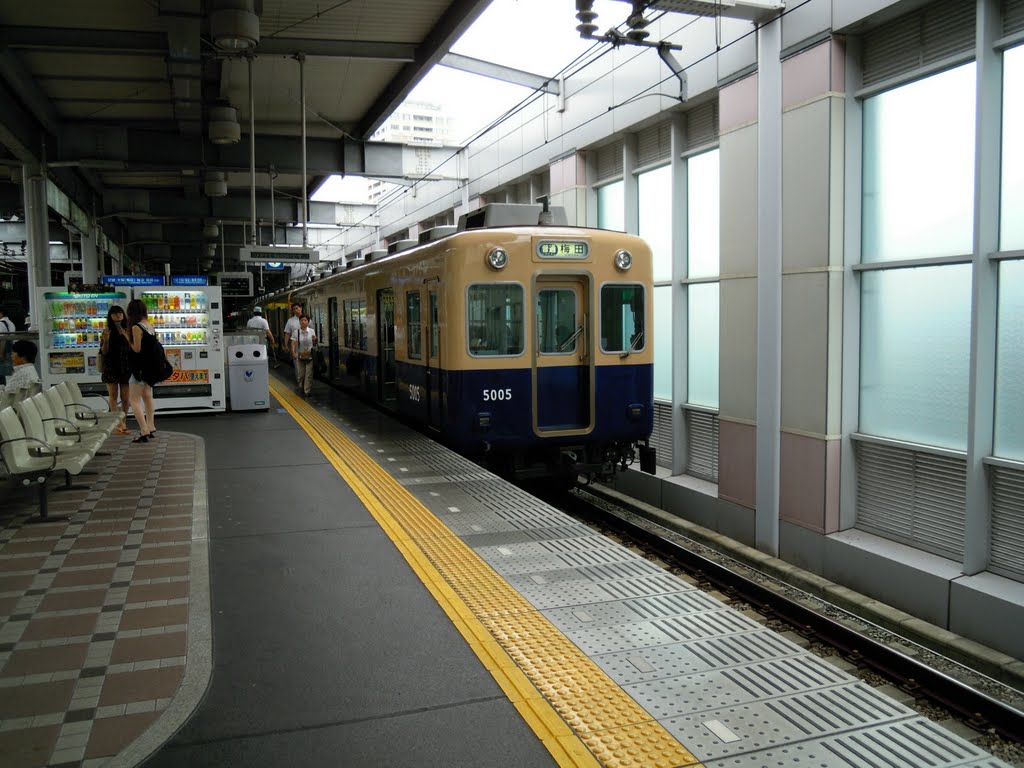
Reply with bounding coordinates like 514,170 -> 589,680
467,284 -> 524,356
599,284 -> 645,353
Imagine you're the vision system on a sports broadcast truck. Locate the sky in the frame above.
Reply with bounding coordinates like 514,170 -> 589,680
312,0 -> 626,203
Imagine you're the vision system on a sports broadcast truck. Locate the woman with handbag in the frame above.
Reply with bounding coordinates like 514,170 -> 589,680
291,314 -> 317,397
126,298 -> 158,443
100,304 -> 132,435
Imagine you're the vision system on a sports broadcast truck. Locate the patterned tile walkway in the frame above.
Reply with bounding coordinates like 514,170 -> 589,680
0,431 -> 210,768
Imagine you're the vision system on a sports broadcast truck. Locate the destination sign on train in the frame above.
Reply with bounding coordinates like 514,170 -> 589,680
536,240 -> 589,259
239,246 -> 320,264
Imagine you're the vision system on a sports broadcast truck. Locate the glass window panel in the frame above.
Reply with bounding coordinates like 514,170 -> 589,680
862,64 -> 976,262
599,284 -> 644,353
429,292 -> 439,359
639,166 -> 673,282
687,282 -> 720,408
653,285 -> 673,400
688,150 -> 720,278
406,291 -> 422,358
1002,45 -> 1024,251
467,284 -> 523,356
995,260 -> 1024,460
597,181 -> 624,231
860,265 -> 971,450
537,289 -> 577,354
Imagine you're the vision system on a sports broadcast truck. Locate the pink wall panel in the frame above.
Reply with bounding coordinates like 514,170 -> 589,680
719,420 -> 756,509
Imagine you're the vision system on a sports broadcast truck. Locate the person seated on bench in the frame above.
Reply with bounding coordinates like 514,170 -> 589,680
0,340 -> 40,395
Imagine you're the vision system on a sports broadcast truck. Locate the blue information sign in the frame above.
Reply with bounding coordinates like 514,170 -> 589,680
103,275 -> 164,286
171,275 -> 209,286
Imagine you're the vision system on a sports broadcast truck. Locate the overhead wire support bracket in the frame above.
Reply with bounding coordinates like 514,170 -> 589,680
579,28 -> 686,102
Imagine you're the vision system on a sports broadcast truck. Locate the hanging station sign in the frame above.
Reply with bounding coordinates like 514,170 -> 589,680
216,271 -> 254,297
239,246 -> 320,264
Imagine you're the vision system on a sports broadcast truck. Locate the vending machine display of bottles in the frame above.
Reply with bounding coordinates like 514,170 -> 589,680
137,290 -> 210,346
45,291 -> 129,350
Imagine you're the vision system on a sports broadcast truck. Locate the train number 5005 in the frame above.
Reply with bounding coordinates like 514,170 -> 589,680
482,388 -> 512,402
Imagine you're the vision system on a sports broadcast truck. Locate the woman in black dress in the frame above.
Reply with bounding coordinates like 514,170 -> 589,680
100,304 -> 131,435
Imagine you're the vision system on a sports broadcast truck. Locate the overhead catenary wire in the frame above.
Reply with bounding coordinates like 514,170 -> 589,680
317,0 -> 812,253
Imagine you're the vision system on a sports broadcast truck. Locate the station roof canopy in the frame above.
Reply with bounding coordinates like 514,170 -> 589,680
0,0 -> 492,272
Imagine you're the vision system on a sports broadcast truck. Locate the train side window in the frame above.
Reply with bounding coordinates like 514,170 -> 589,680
599,284 -> 645,353
537,289 -> 576,354
407,291 -> 422,359
467,284 -> 524,357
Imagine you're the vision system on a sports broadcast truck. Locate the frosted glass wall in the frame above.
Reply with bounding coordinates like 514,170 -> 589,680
639,166 -> 672,282
688,282 -> 719,408
654,285 -> 673,400
688,150 -> 720,278
597,182 -> 624,231
860,265 -> 971,450
1002,45 -> 1024,251
862,64 -> 976,262
995,260 -> 1024,460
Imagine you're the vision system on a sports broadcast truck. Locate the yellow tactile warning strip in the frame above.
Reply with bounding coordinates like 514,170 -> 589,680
270,380 -> 704,768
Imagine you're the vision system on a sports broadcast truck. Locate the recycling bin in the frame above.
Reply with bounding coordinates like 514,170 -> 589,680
227,343 -> 269,411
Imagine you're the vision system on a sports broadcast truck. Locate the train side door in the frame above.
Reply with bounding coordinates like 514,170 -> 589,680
377,288 -> 396,404
327,297 -> 338,381
426,288 -> 441,430
533,276 -> 592,432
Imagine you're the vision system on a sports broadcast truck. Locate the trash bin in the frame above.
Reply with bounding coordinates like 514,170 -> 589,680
227,343 -> 269,411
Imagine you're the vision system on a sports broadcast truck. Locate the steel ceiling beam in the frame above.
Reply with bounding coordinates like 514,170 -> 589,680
440,52 -> 560,94
255,37 -> 417,60
0,27 -> 167,55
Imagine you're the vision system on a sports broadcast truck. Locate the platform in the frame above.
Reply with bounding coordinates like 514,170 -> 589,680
0,372 -> 1015,767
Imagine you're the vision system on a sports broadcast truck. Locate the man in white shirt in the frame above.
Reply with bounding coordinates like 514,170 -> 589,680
245,306 -> 275,348
0,308 -> 15,334
0,339 -> 41,394
282,303 -> 303,383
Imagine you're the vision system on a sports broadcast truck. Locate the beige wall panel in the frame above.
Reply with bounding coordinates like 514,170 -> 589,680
781,271 -> 828,435
780,431 -> 827,531
719,126 -> 758,278
719,276 -> 757,422
829,96 -> 846,268
720,73 -> 757,133
719,419 -> 756,510
782,99 -> 831,271
782,41 -> 831,109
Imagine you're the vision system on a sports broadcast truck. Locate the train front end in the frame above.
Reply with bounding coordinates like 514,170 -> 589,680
446,225 -> 655,483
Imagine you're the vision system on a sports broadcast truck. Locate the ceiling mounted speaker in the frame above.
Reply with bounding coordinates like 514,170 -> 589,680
211,1 -> 260,51
203,223 -> 220,238
208,103 -> 240,144
204,171 -> 227,197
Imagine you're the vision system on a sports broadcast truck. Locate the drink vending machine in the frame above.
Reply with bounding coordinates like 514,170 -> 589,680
39,289 -> 130,394
35,282 -> 226,415
130,286 -> 225,414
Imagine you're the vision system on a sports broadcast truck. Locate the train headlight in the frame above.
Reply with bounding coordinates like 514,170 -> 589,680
486,247 -> 509,270
614,249 -> 633,271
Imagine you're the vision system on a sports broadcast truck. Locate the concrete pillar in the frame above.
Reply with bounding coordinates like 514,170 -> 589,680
22,164 -> 50,328
81,223 -> 98,283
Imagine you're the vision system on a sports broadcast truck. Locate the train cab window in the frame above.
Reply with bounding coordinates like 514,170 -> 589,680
600,284 -> 645,354
407,291 -> 422,359
467,284 -> 524,357
537,289 -> 577,354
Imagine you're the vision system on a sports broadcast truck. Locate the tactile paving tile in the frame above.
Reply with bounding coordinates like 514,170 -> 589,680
697,715 -> 1010,767
663,682 -> 917,761
543,591 -> 719,631
507,573 -> 692,609
589,631 -> 809,685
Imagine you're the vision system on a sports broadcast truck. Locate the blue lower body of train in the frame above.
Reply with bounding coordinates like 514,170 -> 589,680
326,349 -> 653,480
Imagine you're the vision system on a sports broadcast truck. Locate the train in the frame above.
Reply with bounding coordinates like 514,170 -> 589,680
260,203 -> 656,484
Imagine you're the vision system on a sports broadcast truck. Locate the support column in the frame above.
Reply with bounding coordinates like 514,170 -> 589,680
671,114 -> 689,476
963,0 -> 1002,575
755,16 -> 783,555
22,164 -> 50,327
81,223 -> 98,283
623,134 -> 639,235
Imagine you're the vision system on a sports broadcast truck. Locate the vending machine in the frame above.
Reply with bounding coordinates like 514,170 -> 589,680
38,288 -> 131,396
130,285 -> 225,414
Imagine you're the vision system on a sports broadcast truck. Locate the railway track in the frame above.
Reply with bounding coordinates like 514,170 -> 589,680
532,481 -> 1024,762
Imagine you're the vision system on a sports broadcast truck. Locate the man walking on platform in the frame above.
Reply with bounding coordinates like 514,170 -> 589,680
291,315 -> 317,397
283,303 -> 303,384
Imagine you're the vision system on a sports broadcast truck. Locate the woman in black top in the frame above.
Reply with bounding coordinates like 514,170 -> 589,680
126,298 -> 157,443
100,304 -> 131,435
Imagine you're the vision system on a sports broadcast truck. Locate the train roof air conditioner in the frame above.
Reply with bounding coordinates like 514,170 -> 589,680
458,203 -> 568,231
387,239 -> 418,254
418,226 -> 457,244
